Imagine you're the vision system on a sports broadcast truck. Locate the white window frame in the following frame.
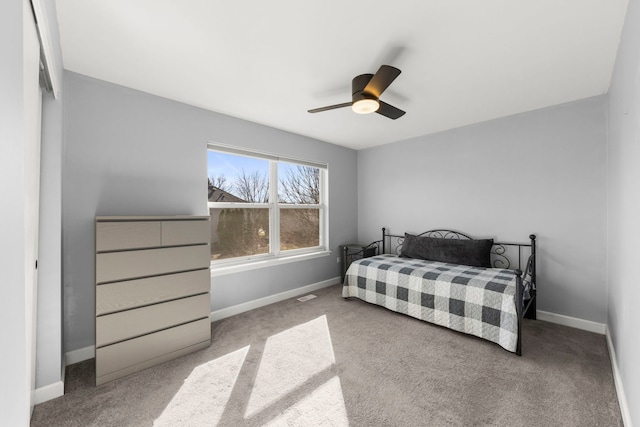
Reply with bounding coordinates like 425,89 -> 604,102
207,143 -> 329,273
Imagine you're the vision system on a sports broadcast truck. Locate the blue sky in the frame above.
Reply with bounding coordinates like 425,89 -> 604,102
207,151 -> 298,191
207,151 -> 268,183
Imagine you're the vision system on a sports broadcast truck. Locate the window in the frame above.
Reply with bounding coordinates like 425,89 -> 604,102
207,144 -> 327,264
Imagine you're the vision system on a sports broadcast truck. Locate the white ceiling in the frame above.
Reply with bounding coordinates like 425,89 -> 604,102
55,0 -> 628,150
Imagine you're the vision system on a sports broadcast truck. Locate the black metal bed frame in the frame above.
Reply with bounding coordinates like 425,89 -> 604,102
345,227 -> 537,356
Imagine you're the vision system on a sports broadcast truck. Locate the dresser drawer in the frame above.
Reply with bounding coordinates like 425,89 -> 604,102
96,244 -> 210,283
96,294 -> 210,347
96,318 -> 211,383
96,269 -> 210,316
96,221 -> 161,252
162,219 -> 210,246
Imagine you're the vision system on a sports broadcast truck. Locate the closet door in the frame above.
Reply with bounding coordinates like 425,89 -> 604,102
24,0 -> 43,414
0,0 -> 43,422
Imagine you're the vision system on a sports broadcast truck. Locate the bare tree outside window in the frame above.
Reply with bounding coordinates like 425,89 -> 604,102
209,169 -> 270,260
279,165 -> 319,204
213,207 -> 269,259
279,164 -> 321,251
235,170 -> 269,203
208,175 -> 231,193
208,175 -> 236,204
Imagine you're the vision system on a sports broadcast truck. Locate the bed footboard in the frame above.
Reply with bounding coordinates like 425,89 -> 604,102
524,235 -> 537,320
515,269 -> 524,356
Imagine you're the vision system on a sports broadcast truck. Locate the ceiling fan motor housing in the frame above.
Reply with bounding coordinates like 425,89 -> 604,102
352,73 -> 376,102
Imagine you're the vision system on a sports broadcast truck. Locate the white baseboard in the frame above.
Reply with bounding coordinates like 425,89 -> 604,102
62,355 -> 66,381
35,356 -> 67,405
606,326 -> 633,427
65,345 -> 95,365
63,278 -> 341,365
34,380 -> 64,405
536,310 -> 606,334
210,277 -> 340,322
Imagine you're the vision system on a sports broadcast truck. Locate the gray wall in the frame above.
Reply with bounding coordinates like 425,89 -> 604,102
607,0 -> 640,423
63,72 -> 358,352
357,96 -> 607,323
36,0 -> 65,391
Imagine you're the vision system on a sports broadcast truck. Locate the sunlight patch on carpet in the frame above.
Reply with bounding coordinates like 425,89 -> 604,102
263,376 -> 348,426
245,315 -> 336,419
154,345 -> 249,426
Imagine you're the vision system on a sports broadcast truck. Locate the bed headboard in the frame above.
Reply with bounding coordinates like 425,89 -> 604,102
380,228 -> 536,274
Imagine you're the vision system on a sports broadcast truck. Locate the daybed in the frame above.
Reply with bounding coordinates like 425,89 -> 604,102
342,228 -> 537,355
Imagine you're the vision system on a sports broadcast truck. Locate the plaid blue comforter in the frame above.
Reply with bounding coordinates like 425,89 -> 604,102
343,254 -> 519,352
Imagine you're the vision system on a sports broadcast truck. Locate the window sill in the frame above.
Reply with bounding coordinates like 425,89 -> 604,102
210,250 -> 332,277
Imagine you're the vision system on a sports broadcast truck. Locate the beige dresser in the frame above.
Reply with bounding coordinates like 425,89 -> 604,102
95,215 -> 211,385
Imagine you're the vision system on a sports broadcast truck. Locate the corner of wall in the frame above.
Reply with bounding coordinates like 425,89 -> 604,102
606,326 -> 633,427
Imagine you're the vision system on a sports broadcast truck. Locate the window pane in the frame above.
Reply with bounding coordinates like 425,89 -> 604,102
278,162 -> 320,204
280,208 -> 320,251
208,152 -> 269,203
210,208 -> 269,260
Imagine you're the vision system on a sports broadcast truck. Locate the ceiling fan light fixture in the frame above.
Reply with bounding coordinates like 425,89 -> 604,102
352,98 -> 380,114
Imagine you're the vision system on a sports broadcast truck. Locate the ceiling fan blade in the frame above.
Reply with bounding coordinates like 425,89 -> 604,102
376,101 -> 406,119
363,65 -> 401,98
308,102 -> 352,113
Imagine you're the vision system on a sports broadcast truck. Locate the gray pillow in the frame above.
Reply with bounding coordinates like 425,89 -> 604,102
400,233 -> 493,268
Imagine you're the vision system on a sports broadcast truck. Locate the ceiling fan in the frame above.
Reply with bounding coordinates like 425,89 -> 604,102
308,65 -> 406,119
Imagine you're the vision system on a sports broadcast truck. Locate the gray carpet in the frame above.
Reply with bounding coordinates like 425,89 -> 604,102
31,284 -> 622,426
